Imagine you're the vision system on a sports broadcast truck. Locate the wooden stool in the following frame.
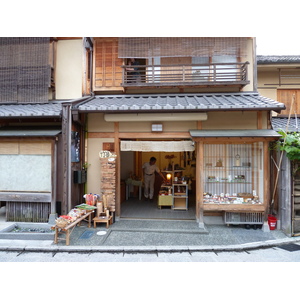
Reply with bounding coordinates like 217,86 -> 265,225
93,216 -> 112,228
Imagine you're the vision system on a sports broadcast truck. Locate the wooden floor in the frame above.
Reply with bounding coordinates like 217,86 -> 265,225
120,195 -> 196,220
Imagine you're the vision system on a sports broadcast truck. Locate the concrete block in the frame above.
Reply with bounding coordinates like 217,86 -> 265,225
262,221 -> 270,232
48,213 -> 58,225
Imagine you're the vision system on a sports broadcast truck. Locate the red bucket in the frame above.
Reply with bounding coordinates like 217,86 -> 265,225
268,214 -> 277,230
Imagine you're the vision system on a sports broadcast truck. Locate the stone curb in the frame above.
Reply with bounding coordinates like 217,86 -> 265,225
1,236 -> 300,253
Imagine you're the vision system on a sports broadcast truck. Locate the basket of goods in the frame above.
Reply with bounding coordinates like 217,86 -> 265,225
68,209 -> 83,221
55,215 -> 72,228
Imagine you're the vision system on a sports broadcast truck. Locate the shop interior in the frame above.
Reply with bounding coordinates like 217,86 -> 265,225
120,151 -> 196,220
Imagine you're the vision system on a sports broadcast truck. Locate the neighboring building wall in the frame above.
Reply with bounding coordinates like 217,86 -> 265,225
55,39 -> 83,99
257,69 -> 282,101
257,60 -> 300,116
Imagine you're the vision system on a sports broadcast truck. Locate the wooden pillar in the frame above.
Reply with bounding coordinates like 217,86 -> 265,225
257,111 -> 262,129
61,103 -> 72,215
114,122 -> 121,218
196,141 -> 205,228
264,141 -> 270,217
51,138 -> 57,214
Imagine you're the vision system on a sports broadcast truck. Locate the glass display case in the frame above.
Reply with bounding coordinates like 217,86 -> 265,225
203,142 -> 264,206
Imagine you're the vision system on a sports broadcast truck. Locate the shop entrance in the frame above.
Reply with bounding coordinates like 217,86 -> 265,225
120,147 -> 196,220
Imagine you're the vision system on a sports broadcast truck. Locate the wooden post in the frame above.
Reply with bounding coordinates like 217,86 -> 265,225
257,111 -> 262,129
196,141 -> 205,228
114,122 -> 120,218
51,139 -> 56,214
264,141 -> 270,218
61,103 -> 72,215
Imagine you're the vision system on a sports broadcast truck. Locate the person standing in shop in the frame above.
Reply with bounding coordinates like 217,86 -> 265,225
142,157 -> 165,201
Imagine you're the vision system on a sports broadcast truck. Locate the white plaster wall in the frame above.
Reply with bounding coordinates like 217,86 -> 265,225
202,111 -> 259,129
0,155 -> 51,192
242,38 -> 255,92
88,113 -> 114,132
55,39 -> 83,99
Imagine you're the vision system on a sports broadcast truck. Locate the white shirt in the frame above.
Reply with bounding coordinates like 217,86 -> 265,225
142,162 -> 160,175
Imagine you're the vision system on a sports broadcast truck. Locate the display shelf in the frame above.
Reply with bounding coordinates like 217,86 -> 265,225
172,184 -> 188,210
158,185 -> 173,209
203,143 -> 264,207
173,197 -> 188,210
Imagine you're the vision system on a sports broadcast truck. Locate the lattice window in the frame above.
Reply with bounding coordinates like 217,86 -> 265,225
0,37 -> 50,103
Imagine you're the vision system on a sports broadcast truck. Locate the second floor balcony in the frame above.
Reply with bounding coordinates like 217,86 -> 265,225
121,62 -> 249,88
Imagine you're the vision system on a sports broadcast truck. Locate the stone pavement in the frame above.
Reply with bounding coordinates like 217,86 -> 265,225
1,218 -> 300,253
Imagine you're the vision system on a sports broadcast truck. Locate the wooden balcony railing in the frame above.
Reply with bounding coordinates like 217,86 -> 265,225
121,62 -> 249,87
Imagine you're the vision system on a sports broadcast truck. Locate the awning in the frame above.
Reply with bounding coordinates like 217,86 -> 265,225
0,128 -> 62,137
189,129 -> 281,138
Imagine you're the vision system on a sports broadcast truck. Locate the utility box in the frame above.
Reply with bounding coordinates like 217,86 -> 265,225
73,170 -> 87,184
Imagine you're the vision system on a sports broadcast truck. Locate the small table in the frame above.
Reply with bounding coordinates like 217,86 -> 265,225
158,195 -> 173,209
93,216 -> 112,228
125,179 -> 142,200
52,211 -> 93,246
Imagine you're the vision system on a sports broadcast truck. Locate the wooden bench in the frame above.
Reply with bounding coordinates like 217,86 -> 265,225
52,211 -> 93,246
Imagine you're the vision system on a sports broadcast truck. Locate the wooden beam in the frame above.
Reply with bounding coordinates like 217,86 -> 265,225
203,204 -> 265,212
88,132 -> 191,139
0,192 -> 51,202
192,137 -> 279,143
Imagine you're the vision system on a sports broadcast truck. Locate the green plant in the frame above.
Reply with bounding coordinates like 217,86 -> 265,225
277,130 -> 300,161
82,162 -> 90,170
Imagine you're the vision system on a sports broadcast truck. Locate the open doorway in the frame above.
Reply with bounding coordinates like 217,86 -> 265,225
120,150 -> 196,220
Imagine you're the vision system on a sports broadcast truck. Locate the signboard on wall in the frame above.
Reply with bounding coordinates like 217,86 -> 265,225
71,131 -> 80,162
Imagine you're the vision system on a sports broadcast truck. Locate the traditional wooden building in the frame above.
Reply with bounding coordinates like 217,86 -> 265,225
257,55 -> 300,236
75,37 -> 285,229
0,38 -> 88,221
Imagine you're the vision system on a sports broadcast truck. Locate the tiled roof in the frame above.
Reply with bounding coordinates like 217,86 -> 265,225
77,93 -> 285,113
0,102 -> 62,117
257,55 -> 300,64
272,117 -> 300,132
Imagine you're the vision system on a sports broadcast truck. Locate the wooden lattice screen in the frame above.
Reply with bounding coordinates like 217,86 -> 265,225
118,37 -> 248,58
0,37 -> 50,103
